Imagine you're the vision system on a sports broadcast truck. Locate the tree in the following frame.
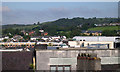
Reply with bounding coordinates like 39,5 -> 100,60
89,33 -> 93,36
23,35 -> 31,40
20,32 -> 24,36
37,22 -> 40,25
34,23 -> 36,25
102,30 -> 117,36
8,35 -> 13,38
3,39 -> 8,42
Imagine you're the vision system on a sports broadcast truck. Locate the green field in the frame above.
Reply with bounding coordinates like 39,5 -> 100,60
88,26 -> 119,31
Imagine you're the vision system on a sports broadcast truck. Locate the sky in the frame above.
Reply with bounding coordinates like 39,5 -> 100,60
2,2 -> 118,24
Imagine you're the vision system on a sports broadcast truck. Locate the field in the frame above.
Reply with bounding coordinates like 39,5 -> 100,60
88,26 -> 119,31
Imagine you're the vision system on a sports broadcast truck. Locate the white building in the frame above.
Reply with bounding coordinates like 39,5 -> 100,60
69,36 -> 120,49
36,49 -> 120,71
30,36 -> 40,41
0,37 -> 4,41
73,36 -> 120,42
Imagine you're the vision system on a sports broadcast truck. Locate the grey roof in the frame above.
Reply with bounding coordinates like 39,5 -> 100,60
81,30 -> 102,33
73,36 -> 120,42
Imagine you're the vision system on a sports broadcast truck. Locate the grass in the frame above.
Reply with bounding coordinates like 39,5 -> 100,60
88,26 -> 119,31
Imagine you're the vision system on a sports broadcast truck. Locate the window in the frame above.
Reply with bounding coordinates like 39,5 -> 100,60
81,43 -> 84,47
50,65 -> 71,72
64,66 -> 71,72
50,66 -> 56,72
58,66 -> 63,72
80,40 -> 82,41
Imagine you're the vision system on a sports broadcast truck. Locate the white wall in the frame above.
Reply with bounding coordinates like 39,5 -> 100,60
73,36 -> 120,42
68,41 -> 114,49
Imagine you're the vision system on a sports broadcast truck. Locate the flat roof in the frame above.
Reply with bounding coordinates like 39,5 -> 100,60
74,36 -> 120,37
0,49 -> 23,52
36,48 -> 118,51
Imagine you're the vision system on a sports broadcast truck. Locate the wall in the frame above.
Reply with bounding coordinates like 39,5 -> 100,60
0,52 -> 2,72
36,49 -> 120,70
84,41 -> 114,49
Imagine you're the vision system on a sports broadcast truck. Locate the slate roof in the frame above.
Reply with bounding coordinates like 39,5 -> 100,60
81,30 -> 102,33
2,51 -> 33,70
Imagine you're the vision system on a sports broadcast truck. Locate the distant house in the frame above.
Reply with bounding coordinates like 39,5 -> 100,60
94,23 -> 120,27
12,35 -> 23,42
0,37 -> 4,42
4,36 -> 9,39
30,36 -> 42,41
29,31 -> 35,36
41,32 -> 48,36
39,29 -> 44,32
51,36 -> 60,40
81,30 -> 102,36
41,36 -> 49,41
117,30 -> 120,35
94,24 -> 102,27
41,36 -> 65,42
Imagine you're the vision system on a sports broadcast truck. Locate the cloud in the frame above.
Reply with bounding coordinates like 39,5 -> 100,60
0,6 -> 10,12
2,5 -> 117,24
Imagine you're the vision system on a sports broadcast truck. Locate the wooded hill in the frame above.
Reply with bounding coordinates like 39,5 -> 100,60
2,17 -> 120,37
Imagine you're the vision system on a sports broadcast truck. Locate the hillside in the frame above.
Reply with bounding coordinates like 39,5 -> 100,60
40,17 -> 120,36
2,17 -> 119,30
88,26 -> 119,31
2,24 -> 37,30
2,17 -> 120,37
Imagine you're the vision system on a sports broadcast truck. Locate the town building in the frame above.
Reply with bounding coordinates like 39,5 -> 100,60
70,36 -> 120,49
36,49 -> 120,71
12,35 -> 23,42
94,23 -> 120,27
41,32 -> 48,36
0,36 -> 9,42
30,36 -> 40,41
29,31 -> 35,36
81,30 -> 102,36
0,42 -> 36,48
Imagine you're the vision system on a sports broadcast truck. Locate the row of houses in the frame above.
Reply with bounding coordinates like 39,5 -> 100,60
21,30 -> 48,36
81,30 -> 102,36
94,23 -> 120,27
0,36 -> 120,49
0,35 -> 67,43
81,30 -> 120,36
